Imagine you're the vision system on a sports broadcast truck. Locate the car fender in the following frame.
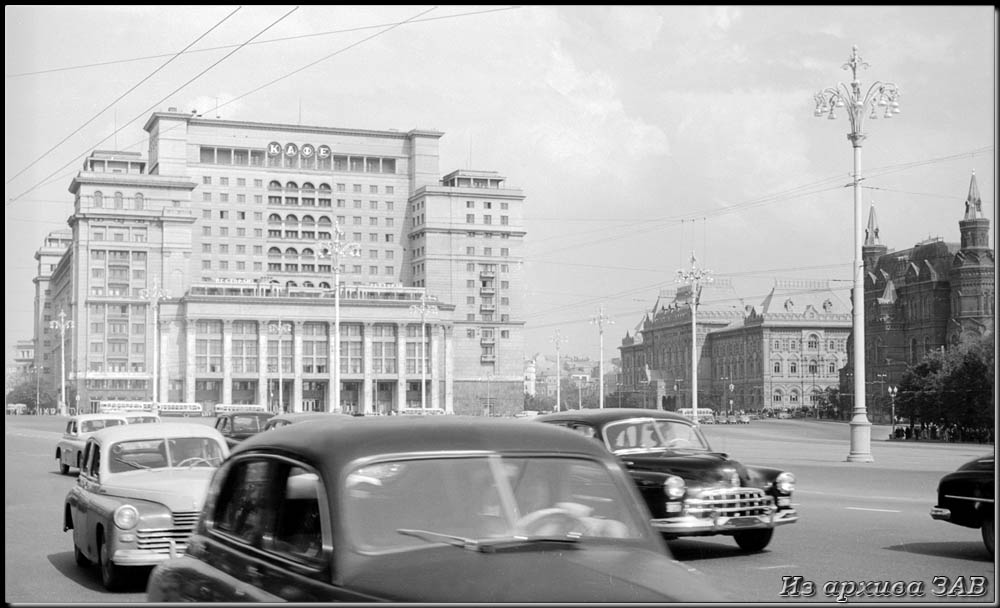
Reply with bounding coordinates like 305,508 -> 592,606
741,464 -> 788,493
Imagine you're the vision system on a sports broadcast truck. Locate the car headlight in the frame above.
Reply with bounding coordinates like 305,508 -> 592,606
663,475 -> 686,499
775,472 -> 795,495
113,505 -> 139,530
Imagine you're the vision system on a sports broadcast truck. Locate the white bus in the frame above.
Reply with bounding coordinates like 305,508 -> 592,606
676,407 -> 715,423
213,404 -> 268,414
156,402 -> 204,416
99,401 -> 154,413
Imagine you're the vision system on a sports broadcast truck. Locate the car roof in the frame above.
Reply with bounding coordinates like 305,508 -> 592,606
71,413 -> 130,422
534,408 -> 691,426
268,412 -> 353,424
235,415 -> 614,468
89,422 -> 226,443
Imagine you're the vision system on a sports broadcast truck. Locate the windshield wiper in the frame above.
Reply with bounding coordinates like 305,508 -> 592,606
396,528 -> 579,553
113,457 -> 149,470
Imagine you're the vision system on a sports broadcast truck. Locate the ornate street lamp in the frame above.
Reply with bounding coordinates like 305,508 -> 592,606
268,321 -> 292,413
49,309 -> 74,416
887,385 -> 898,437
551,330 -> 564,412
814,45 -> 900,463
140,278 -> 169,414
409,293 -> 439,411
591,305 -> 613,409
318,222 -> 361,413
676,251 -> 712,412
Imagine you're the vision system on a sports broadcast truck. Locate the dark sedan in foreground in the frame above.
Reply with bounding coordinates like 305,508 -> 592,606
212,411 -> 274,448
146,415 -> 725,602
931,454 -> 994,558
533,408 -> 798,552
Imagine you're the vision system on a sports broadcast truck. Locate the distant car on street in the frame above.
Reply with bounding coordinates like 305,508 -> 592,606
930,454 -> 994,558
213,411 -> 274,447
737,414 -> 751,424
533,408 -> 798,552
146,415 -> 726,602
56,413 -> 129,475
63,422 -> 229,590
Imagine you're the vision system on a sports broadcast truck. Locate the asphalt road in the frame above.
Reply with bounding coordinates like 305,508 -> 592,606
4,414 -> 995,604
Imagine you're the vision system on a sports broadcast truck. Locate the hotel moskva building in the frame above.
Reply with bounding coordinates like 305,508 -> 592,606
32,109 -> 526,416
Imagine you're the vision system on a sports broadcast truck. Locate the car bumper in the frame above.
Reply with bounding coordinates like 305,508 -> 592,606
113,540 -> 186,566
930,506 -> 951,521
651,507 -> 799,535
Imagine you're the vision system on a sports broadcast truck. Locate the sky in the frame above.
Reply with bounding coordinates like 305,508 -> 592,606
4,5 -> 997,370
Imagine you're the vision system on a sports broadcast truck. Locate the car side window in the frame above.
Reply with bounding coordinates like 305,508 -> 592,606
90,444 -> 101,478
211,458 -> 329,573
216,418 -> 228,432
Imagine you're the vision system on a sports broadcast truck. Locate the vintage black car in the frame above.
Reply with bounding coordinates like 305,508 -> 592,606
533,408 -> 798,552
213,411 -> 274,448
146,415 -> 726,602
930,454 -> 994,558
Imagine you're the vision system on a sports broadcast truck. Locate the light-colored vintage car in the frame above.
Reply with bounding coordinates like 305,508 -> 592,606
63,422 -> 229,590
56,413 -> 130,475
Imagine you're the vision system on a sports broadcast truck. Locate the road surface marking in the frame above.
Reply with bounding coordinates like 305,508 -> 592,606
846,507 -> 900,513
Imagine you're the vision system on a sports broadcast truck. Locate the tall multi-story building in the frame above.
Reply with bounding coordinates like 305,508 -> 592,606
620,278 -> 852,413
850,171 -> 994,416
33,110 -> 526,415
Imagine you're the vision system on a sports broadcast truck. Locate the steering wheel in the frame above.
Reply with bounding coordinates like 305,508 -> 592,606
175,457 -> 213,468
514,507 -> 585,536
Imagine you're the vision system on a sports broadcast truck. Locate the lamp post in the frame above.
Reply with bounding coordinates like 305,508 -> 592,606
720,375 -> 730,417
140,278 -> 169,414
875,372 -> 887,424
268,321 -> 292,413
318,222 -> 361,413
409,293 -> 439,411
676,251 -> 712,412
814,45 -> 900,463
49,309 -> 74,417
887,385 -> 898,438
591,305 -> 613,409
551,330 -> 564,412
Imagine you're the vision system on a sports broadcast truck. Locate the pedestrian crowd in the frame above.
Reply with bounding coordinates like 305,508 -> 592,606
891,422 -> 993,444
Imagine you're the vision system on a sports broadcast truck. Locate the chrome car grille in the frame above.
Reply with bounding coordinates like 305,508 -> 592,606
685,488 -> 773,518
134,511 -> 200,553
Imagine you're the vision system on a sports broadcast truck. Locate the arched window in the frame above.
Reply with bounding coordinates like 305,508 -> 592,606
828,361 -> 836,374
302,281 -> 314,288
789,390 -> 800,404
910,338 -> 919,363
808,360 -> 818,375
318,216 -> 332,226
285,281 -> 297,289
285,181 -> 298,190
301,248 -> 315,257
268,214 -> 282,224
301,215 -> 316,226
268,247 -> 282,257
284,247 -> 299,257
772,390 -> 784,404
268,180 -> 282,190
773,360 -> 782,374
301,182 -> 315,192
284,214 -> 299,224
923,336 -> 931,355
319,281 -> 331,289
134,193 -> 144,210
789,361 -> 798,374
93,191 -> 103,207
318,183 -> 331,192
114,192 -> 124,209
807,334 -> 819,349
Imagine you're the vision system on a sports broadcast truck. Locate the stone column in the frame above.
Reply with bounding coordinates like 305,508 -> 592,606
184,318 -> 197,404
396,322 -> 407,412
257,320 -> 269,409
292,320 -> 304,414
430,323 -> 440,410
362,322 -> 374,414
444,325 -> 454,414
222,320 -> 233,405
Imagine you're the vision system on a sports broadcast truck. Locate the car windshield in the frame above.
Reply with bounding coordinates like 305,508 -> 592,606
107,437 -> 225,472
344,455 -> 645,552
232,415 -> 265,433
603,418 -> 711,453
81,418 -> 126,433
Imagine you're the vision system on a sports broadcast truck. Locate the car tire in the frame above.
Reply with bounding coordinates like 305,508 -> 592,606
734,528 -> 773,552
981,516 -> 995,559
74,542 -> 91,567
98,532 -> 122,591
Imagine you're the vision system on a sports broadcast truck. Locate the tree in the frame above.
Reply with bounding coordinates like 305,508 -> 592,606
898,332 -> 994,429
4,376 -> 56,414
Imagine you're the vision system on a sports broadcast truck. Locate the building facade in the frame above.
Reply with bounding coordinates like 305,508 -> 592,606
620,278 -> 852,414
34,111 -> 525,415
848,171 -> 994,418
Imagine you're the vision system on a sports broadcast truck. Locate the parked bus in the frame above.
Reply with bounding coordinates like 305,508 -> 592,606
156,402 -> 204,417
99,401 -> 154,414
213,404 -> 268,415
676,407 -> 715,424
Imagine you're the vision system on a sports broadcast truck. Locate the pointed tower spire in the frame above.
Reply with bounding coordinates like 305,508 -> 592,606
864,203 -> 881,246
963,169 -> 983,220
